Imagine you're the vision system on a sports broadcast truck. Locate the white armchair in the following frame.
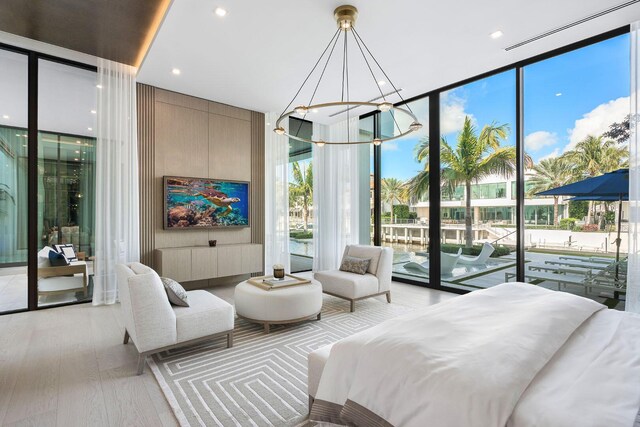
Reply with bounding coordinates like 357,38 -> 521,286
116,262 -> 235,374
314,245 -> 393,312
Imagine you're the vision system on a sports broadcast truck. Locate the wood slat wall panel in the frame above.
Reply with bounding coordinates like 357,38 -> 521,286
250,111 -> 265,276
137,83 -> 156,267
136,86 -> 266,278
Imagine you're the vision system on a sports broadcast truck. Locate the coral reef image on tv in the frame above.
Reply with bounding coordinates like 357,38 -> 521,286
164,176 -> 250,229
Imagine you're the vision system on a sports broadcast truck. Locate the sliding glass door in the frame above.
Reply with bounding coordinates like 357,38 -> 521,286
37,59 -> 97,307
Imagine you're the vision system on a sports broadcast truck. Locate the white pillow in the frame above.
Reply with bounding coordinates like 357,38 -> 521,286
37,246 -> 55,267
130,262 -> 153,275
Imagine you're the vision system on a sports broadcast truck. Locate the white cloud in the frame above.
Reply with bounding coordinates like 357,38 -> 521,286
381,141 -> 398,151
565,96 -> 629,151
525,131 -> 558,152
440,92 -> 475,135
539,148 -> 561,162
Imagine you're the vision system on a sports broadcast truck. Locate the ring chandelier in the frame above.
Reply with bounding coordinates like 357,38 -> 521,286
273,5 -> 422,146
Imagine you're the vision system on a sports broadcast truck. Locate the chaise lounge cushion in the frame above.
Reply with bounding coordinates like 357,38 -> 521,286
315,270 -> 379,299
174,290 -> 234,343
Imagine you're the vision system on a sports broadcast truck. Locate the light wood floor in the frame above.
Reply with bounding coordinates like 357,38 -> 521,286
0,280 -> 454,427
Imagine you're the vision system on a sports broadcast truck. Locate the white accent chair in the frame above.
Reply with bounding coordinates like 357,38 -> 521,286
116,262 -> 235,374
314,245 -> 393,312
459,243 -> 495,265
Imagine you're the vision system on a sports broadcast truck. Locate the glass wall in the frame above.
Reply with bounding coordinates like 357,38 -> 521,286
0,49 -> 28,312
435,70 -> 517,290
288,117 -> 313,272
377,98 -> 430,281
37,59 -> 97,307
523,34 -> 630,308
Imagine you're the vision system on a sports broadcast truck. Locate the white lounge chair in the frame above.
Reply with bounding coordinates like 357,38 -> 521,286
458,243 -> 495,265
405,249 -> 461,275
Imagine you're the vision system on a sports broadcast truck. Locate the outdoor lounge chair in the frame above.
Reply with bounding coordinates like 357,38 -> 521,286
406,249 -> 461,275
458,243 -> 494,265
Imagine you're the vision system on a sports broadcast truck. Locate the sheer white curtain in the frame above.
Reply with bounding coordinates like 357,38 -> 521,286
628,22 -> 640,313
312,117 -> 362,271
93,59 -> 140,305
264,113 -> 291,272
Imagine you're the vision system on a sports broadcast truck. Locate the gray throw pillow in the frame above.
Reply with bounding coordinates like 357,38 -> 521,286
339,256 -> 371,275
161,277 -> 189,307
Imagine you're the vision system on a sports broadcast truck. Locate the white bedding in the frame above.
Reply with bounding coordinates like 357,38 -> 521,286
310,283 -> 640,427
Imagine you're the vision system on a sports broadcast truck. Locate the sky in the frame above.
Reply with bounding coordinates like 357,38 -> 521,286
379,33 -> 630,181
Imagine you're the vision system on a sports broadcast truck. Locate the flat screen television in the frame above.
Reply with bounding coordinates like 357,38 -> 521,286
163,176 -> 250,229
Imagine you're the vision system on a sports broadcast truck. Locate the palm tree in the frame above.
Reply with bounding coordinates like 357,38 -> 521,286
381,177 -> 407,224
526,157 -> 573,226
290,161 -> 313,231
562,135 -> 627,224
407,116 -> 523,248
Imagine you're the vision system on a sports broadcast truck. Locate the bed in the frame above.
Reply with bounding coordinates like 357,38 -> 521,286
308,282 -> 640,427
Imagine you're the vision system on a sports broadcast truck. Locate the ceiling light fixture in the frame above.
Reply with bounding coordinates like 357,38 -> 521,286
90,110 -> 97,114
171,68 -> 181,75
490,30 -> 503,39
2,115 -> 9,119
274,5 -> 420,146
87,127 -> 93,131
96,84 -> 103,89
214,7 -> 227,17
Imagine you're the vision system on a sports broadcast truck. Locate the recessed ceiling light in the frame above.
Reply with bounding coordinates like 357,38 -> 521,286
87,127 -> 93,131
266,122 -> 271,126
214,7 -> 227,17
96,84 -> 103,89
90,110 -> 97,114
490,30 -> 503,39
311,109 -> 319,113
74,158 -> 79,161
171,68 -> 181,75
555,92 -> 562,97
377,81 -> 386,86
2,115 -> 9,119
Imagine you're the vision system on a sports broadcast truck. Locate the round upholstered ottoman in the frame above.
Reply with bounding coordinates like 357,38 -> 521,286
234,279 -> 323,333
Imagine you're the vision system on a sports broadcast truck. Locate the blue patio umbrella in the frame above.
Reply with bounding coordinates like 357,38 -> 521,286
536,168 -> 628,280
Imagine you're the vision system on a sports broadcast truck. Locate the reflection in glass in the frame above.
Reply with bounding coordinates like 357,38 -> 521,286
37,60 -> 96,307
0,49 -> 28,313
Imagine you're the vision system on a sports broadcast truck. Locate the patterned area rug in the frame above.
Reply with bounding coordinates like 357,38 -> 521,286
149,295 -> 414,427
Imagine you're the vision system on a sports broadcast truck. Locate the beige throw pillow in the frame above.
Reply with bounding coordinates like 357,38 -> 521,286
161,277 -> 189,307
339,256 -> 371,275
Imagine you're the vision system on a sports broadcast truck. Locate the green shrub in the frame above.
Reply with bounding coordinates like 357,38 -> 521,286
569,201 -> 589,220
289,231 -> 313,239
559,217 -> 578,230
604,211 -> 616,224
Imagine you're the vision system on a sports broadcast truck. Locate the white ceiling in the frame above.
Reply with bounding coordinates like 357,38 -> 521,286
138,0 -> 640,124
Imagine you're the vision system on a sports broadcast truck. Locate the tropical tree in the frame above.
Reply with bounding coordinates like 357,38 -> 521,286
290,161 -> 313,231
526,157 -> 574,226
561,135 -> 627,224
406,116 -> 524,248
381,177 -> 407,224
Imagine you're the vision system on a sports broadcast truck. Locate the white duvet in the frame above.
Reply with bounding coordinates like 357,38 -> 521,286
311,283 -> 640,427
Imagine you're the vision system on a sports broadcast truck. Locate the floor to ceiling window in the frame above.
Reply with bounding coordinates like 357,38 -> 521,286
435,70 -> 517,291
288,117 -> 313,273
523,33 -> 630,308
0,49 -> 28,313
36,59 -> 97,307
376,97 -> 430,282
364,28 -> 630,308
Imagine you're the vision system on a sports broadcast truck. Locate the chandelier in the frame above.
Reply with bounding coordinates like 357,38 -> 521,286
273,5 -> 422,146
